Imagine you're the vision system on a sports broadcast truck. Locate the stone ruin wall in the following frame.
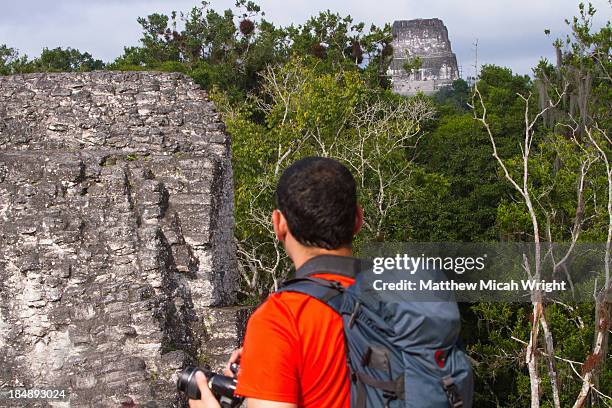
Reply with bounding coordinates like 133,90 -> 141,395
0,71 -> 246,407
389,18 -> 460,95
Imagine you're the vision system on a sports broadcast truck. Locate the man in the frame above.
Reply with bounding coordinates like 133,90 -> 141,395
189,156 -> 363,408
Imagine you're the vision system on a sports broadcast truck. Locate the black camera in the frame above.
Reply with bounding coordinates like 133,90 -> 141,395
176,364 -> 244,408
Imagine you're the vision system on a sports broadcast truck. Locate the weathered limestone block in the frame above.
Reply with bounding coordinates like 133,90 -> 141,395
388,18 -> 460,95
200,307 -> 253,371
0,72 -> 239,407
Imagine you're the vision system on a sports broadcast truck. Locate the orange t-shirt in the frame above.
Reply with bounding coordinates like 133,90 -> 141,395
235,273 -> 354,407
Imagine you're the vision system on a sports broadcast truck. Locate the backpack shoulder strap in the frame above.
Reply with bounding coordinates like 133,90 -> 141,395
294,255 -> 361,279
277,277 -> 344,314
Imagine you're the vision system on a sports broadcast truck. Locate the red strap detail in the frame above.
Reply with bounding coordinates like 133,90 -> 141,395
435,350 -> 446,368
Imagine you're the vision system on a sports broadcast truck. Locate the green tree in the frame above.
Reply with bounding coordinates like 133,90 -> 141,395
283,11 -> 393,87
0,45 -> 30,75
109,0 -> 287,99
415,66 -> 530,242
214,57 -> 437,298
0,44 -> 18,75
434,78 -> 470,112
110,2 -> 393,97
0,46 -> 104,74
470,4 -> 611,406
30,47 -> 105,72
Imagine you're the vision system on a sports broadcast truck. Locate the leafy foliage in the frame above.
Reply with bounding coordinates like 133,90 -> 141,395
215,57 -> 436,296
108,2 -> 392,100
0,46 -> 103,74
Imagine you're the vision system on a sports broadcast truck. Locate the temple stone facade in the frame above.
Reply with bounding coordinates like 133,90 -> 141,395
0,71 -> 244,407
388,18 -> 459,95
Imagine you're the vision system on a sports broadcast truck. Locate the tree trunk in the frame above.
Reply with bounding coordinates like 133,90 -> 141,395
527,301 -> 542,408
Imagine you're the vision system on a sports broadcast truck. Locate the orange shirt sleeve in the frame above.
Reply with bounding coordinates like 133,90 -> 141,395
235,294 -> 301,403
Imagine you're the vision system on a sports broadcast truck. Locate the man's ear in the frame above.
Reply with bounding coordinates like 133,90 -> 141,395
272,209 -> 287,242
353,205 -> 364,236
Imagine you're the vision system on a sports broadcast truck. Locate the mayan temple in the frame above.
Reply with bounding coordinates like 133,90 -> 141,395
0,72 -> 247,407
388,18 -> 460,95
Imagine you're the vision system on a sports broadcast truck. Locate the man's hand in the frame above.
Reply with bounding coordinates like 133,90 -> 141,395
223,348 -> 242,378
221,348 -> 297,408
188,371 -> 221,408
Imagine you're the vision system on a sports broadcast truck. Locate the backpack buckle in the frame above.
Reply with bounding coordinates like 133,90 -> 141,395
442,376 -> 463,408
329,280 -> 345,292
382,391 -> 398,408
360,347 -> 372,367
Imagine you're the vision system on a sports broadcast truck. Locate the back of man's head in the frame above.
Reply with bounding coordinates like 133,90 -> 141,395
275,156 -> 357,250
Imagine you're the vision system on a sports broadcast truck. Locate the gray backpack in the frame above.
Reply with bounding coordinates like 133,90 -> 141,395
277,255 -> 474,408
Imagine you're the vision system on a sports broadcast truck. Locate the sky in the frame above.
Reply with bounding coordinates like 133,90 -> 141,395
1,0 -> 610,78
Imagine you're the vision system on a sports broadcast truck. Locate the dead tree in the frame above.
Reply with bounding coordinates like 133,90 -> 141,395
471,81 -> 611,407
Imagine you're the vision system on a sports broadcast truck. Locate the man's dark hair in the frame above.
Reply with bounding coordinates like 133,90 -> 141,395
275,156 -> 357,249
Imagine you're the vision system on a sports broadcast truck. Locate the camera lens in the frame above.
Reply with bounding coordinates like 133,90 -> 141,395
176,366 -> 202,400
177,366 -> 243,407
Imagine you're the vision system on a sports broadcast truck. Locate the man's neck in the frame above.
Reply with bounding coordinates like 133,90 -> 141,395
291,247 -> 353,270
